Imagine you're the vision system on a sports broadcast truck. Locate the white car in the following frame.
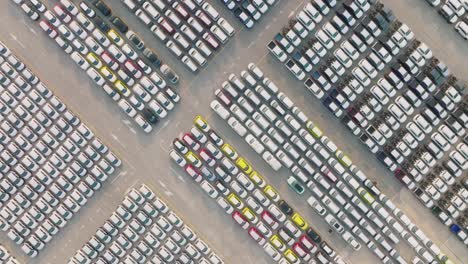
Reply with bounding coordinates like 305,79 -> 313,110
134,114 -> 152,133
267,41 -> 287,62
262,151 -> 281,171
118,99 -> 137,118
217,18 -> 235,36
245,134 -> 265,154
181,56 -> 198,72
455,21 -> 468,39
227,116 -> 247,136
211,25 -> 228,43
307,196 -> 326,216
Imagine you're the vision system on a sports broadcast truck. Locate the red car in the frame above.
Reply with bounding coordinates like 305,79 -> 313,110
185,165 -> 202,183
202,32 -> 219,50
182,133 -> 200,151
248,227 -> 265,245
261,211 -> 279,229
199,149 -> 215,167
232,211 -> 249,229
292,242 -> 311,260
299,235 -> 317,253
321,166 -> 338,183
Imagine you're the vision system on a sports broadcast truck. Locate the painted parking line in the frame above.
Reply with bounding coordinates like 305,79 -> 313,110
9,33 -> 25,48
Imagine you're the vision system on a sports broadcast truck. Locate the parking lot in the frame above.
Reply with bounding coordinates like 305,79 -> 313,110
0,0 -> 467,263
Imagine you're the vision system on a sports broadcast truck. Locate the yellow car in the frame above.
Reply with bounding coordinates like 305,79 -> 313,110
227,193 -> 243,209
269,235 -> 286,251
100,66 -> 117,82
284,249 -> 299,263
113,80 -> 130,97
263,185 -> 279,202
184,151 -> 201,168
235,157 -> 252,174
85,53 -> 102,69
306,121 -> 323,139
194,115 -> 210,132
357,187 -> 375,204
291,213 -> 308,230
241,207 -> 257,223
335,150 -> 352,167
249,171 -> 266,188
221,143 -> 238,160
107,29 -> 124,46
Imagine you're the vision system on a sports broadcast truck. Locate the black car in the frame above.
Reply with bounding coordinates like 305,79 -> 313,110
142,108 -> 158,124
380,6 -> 396,22
110,17 -> 128,34
160,65 -> 179,84
143,48 -> 162,67
431,206 -> 443,215
93,0 -> 112,17
93,16 -> 110,32
129,34 -> 145,50
278,200 -> 293,216
373,13 -> 389,31
306,227 -> 321,243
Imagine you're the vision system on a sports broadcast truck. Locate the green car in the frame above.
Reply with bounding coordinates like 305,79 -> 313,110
287,176 -> 305,194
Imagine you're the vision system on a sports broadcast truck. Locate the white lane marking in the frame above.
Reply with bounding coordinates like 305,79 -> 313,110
129,127 -> 137,134
9,33 -> 25,48
158,180 -> 167,189
247,41 -> 256,49
164,190 -> 173,196
170,168 -> 186,183
111,172 -> 122,184
111,134 -> 119,141
162,119 -> 171,128
288,11 -> 295,18
159,140 -> 170,153
28,27 -> 37,35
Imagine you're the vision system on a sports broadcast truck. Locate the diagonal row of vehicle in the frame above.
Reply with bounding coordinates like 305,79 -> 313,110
70,184 -> 224,264
220,0 -> 277,29
13,0 -> 181,133
425,0 -> 468,39
121,0 -> 235,72
268,0 -> 467,246
169,116 -> 347,264
209,62 -> 456,263
0,244 -> 20,264
0,40 -> 122,258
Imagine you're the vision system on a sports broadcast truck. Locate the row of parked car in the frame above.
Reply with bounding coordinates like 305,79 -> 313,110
0,244 -> 20,264
13,0 -> 181,133
220,0 -> 277,28
209,62 -> 457,263
0,40 -> 121,258
268,0 -> 468,246
70,184 -> 223,264
121,0 -> 235,72
169,116 -> 346,264
426,0 -> 468,39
